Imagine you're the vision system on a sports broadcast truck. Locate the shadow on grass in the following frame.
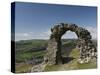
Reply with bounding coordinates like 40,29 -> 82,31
62,57 -> 75,64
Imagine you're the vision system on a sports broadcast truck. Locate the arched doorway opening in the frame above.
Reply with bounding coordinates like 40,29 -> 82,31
61,31 -> 78,64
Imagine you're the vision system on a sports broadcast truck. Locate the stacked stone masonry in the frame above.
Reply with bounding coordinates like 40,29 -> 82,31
44,23 -> 97,65
31,23 -> 97,72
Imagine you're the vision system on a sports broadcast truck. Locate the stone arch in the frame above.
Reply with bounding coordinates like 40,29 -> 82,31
44,23 -> 97,65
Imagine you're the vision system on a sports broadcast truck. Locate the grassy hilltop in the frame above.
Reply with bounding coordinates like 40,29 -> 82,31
15,39 -> 97,73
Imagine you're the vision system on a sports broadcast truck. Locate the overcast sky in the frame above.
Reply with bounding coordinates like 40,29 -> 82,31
14,2 -> 97,41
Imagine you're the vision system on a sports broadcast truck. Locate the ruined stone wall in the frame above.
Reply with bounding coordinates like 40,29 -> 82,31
31,23 -> 97,72
44,23 -> 97,65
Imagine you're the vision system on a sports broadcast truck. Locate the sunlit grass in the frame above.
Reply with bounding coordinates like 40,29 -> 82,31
15,63 -> 33,73
44,48 -> 97,71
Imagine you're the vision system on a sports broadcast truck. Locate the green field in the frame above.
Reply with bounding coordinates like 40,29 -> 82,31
15,39 -> 97,73
15,39 -> 48,73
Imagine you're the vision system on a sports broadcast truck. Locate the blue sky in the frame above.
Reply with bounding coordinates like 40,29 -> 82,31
15,2 -> 97,41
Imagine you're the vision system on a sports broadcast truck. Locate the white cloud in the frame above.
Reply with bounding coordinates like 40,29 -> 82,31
62,26 -> 97,39
62,31 -> 77,39
16,33 -> 30,37
15,30 -> 51,41
15,26 -> 97,41
86,26 -> 97,39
